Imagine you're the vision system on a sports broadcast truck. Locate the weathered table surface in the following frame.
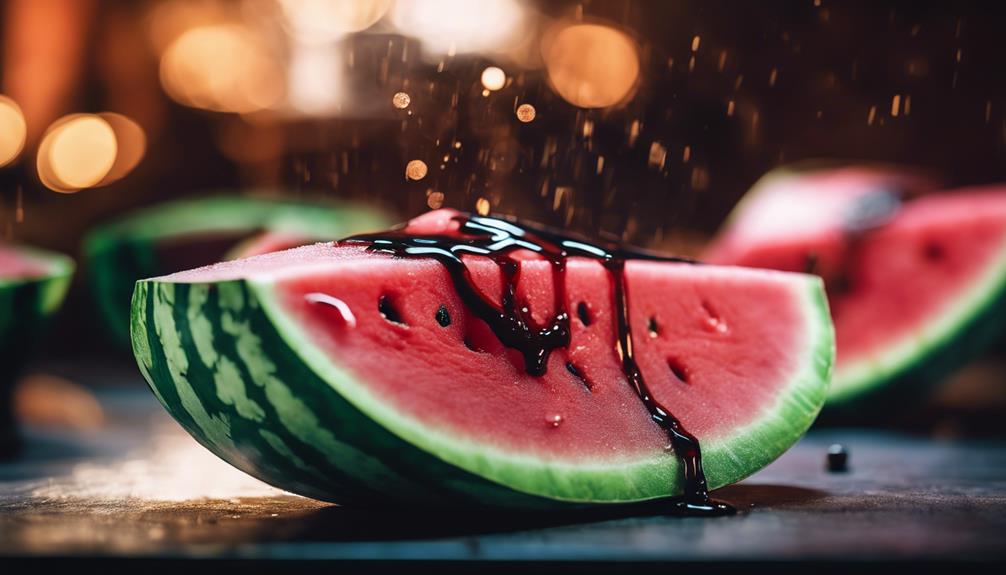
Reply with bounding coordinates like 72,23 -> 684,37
1,387 -> 1003,570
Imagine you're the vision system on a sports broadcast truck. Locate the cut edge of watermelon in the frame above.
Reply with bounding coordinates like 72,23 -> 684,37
0,245 -> 74,313
241,271 -> 833,504
831,232 -> 1006,403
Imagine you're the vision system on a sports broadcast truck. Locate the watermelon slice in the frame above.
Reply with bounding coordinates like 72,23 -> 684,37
131,209 -> 832,508
706,166 -> 1006,411
0,244 -> 74,453
85,194 -> 388,346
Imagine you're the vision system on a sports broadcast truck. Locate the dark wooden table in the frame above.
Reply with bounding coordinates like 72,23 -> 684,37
1,386 -> 1004,571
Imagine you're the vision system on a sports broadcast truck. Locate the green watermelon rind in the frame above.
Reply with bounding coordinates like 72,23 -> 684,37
85,194 -> 388,346
131,270 -> 832,507
0,246 -> 74,312
1,246 -> 74,449
828,233 -> 1006,407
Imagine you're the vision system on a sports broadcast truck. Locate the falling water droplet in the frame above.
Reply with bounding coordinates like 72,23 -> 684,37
427,190 -> 444,209
392,91 -> 411,109
405,159 -> 428,181
516,103 -> 536,123
475,197 -> 491,215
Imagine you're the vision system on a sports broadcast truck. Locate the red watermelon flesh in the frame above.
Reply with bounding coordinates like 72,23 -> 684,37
706,167 -> 1006,405
161,209 -> 830,486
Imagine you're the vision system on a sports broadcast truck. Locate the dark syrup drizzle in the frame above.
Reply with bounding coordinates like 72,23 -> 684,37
344,214 -> 734,516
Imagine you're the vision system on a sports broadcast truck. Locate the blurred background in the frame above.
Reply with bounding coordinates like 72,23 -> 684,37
1,0 -> 1004,432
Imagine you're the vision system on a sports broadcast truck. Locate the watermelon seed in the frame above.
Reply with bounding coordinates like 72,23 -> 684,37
803,252 -> 819,275
566,361 -> 592,391
576,301 -> 592,326
668,358 -> 689,384
647,316 -> 660,337
378,294 -> 407,326
923,242 -> 944,262
436,304 -> 451,326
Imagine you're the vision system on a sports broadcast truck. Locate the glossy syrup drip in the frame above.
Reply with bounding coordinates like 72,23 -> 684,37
344,214 -> 735,516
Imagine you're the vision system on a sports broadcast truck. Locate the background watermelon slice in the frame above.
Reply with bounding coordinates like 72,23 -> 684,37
85,194 -> 388,346
706,166 -> 1006,412
131,210 -> 833,507
0,244 -> 74,454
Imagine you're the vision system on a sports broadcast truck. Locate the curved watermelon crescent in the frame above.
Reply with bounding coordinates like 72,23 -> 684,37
830,234 -> 1006,406
132,270 -> 833,508
717,171 -> 1006,411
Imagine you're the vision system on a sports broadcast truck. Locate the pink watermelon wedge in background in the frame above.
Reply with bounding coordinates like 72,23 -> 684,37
130,209 -> 833,508
706,165 -> 1006,414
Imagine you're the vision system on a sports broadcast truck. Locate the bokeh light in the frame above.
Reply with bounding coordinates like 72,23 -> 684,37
390,0 -> 526,58
278,0 -> 391,44
97,113 -> 147,186
159,24 -> 284,114
0,95 -> 27,168
286,41 -> 342,115
146,0 -> 234,55
544,23 -> 640,109
481,67 -> 506,91
37,114 -> 118,193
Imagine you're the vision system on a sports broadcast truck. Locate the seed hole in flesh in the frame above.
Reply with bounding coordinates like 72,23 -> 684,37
923,242 -> 944,262
803,252 -> 819,275
701,300 -> 728,334
647,316 -> 660,338
378,294 -> 406,326
576,301 -> 592,326
436,304 -> 451,327
668,357 -> 689,384
566,361 -> 593,392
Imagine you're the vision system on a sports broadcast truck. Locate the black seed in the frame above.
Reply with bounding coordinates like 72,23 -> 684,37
803,252 -> 820,275
566,361 -> 592,391
378,294 -> 406,325
826,444 -> 849,472
576,302 -> 591,326
647,316 -> 660,336
668,358 -> 689,384
436,304 -> 451,327
923,242 -> 944,262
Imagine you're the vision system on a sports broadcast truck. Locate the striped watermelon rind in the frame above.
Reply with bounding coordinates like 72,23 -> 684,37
85,194 -> 388,346
131,262 -> 832,507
